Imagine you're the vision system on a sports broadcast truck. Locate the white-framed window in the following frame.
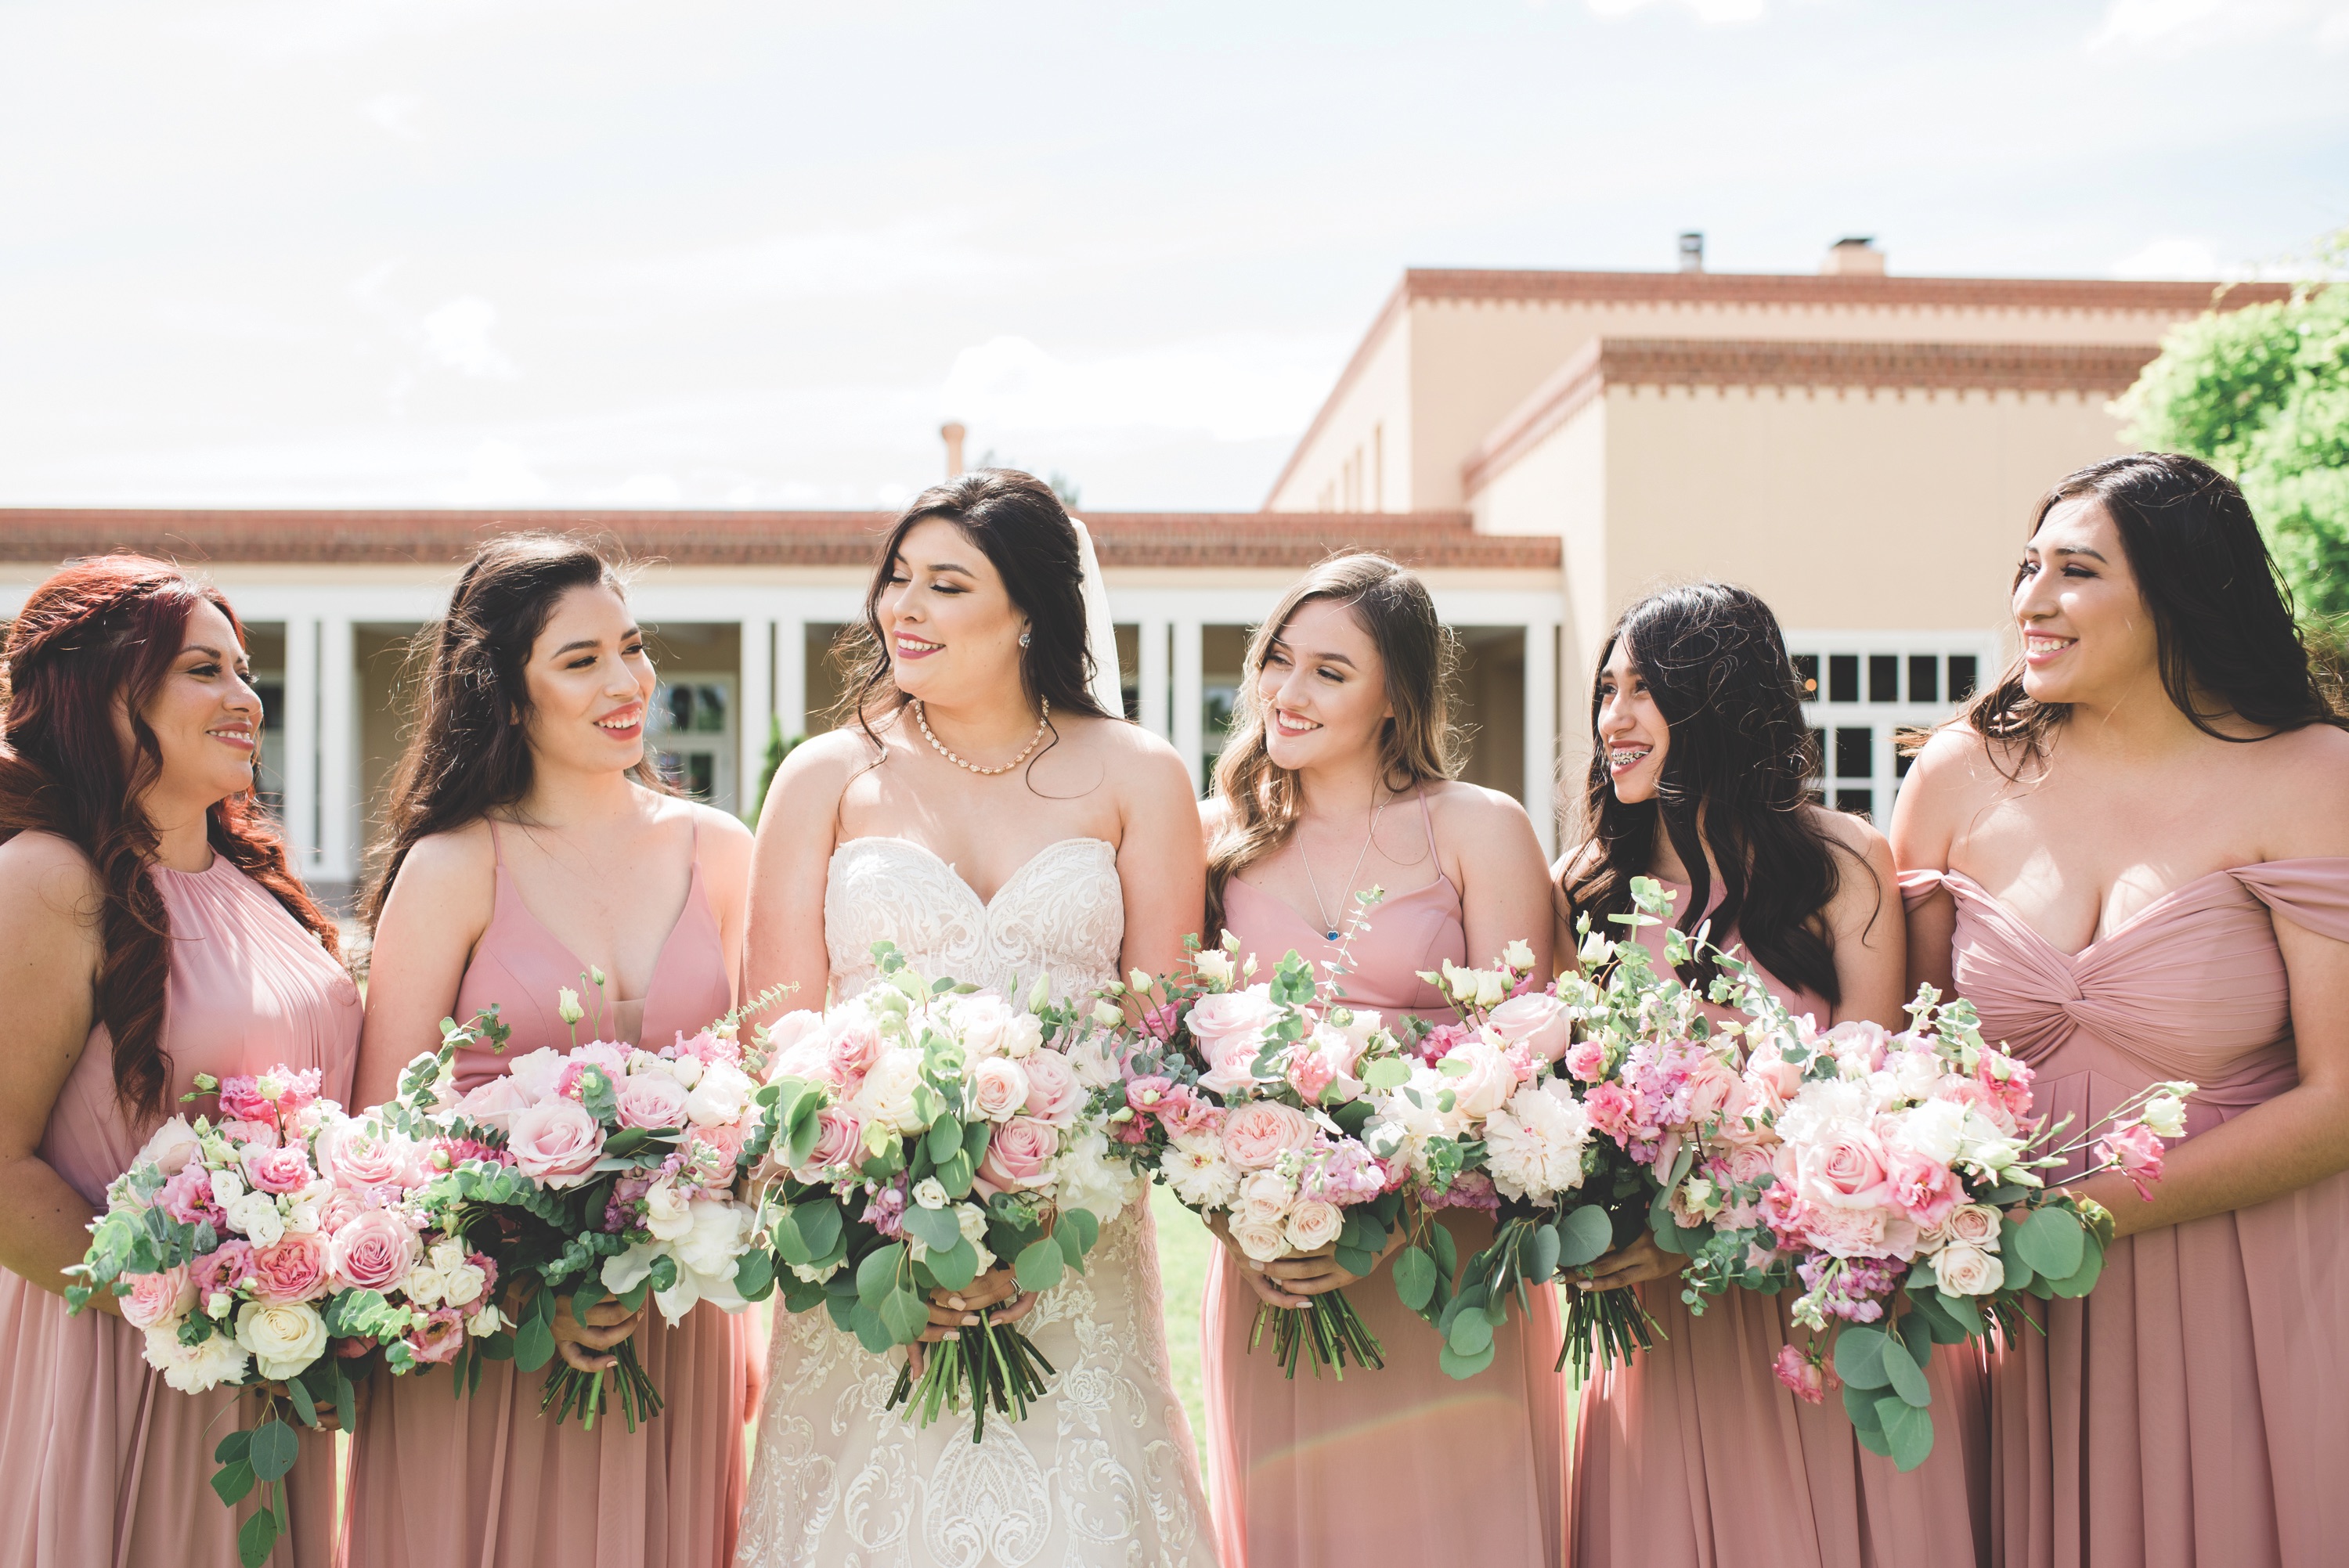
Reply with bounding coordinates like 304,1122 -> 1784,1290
651,674 -> 738,813
1783,632 -> 2000,821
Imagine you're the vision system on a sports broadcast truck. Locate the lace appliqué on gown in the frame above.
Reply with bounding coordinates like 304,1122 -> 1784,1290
736,837 -> 1214,1568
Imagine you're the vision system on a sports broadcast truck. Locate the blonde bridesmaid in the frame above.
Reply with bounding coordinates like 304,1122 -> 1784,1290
0,558 -> 360,1567
343,535 -> 755,1568
1199,553 -> 1563,1568
1560,582 -> 1986,1568
1893,453 -> 2349,1568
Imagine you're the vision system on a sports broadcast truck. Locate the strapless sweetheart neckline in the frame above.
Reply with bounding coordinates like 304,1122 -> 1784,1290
830,833 -> 1114,910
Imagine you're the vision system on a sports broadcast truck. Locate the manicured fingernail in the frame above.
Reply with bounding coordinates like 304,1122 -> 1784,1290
947,1296 -> 964,1310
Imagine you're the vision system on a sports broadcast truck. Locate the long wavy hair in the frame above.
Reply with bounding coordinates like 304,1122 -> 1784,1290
832,469 -> 1118,768
1559,582 -> 1864,1004
0,557 -> 340,1124
364,533 -> 662,932
1960,452 -> 2347,762
1205,553 -> 1459,935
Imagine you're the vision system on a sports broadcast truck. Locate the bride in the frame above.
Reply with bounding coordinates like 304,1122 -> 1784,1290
734,470 -> 1218,1567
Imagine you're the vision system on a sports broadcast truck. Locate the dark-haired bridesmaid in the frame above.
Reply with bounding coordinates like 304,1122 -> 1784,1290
1892,453 -> 2349,1568
1559,582 -> 1987,1568
0,558 -> 359,1567
344,534 -> 755,1568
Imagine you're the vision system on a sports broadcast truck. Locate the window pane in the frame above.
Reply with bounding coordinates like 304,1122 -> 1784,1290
1828,654 -> 1859,703
1835,727 -> 1872,778
1907,654 -> 1939,703
695,685 -> 727,733
1896,750 -> 1915,778
1950,654 -> 1979,701
1806,727 -> 1825,777
1792,654 -> 1820,702
1835,788 -> 1875,816
1869,654 -> 1899,703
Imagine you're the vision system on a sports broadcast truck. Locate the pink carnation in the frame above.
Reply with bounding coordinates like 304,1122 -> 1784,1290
1883,1146 -> 1962,1229
668,1029 -> 740,1069
214,1119 -> 280,1149
2094,1120 -> 2166,1202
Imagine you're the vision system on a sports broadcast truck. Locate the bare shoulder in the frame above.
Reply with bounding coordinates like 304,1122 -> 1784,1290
0,829 -> 103,929
763,726 -> 872,820
1807,803 -> 1891,861
389,819 -> 497,903
1424,777 -> 1536,838
1198,792 -> 1233,838
1077,717 -> 1193,802
682,798 -> 754,855
2248,723 -> 2349,857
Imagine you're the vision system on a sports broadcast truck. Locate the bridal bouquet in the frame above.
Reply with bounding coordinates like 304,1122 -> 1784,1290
752,943 -> 1138,1440
1110,928 -> 1414,1378
69,1066 -> 496,1567
384,976 -> 784,1432
1636,949 -> 2194,1471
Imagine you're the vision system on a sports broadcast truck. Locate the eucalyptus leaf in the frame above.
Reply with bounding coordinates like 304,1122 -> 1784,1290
1014,1238 -> 1066,1294
1882,1400 -> 1936,1472
237,1508 -> 280,1568
1438,1341 -> 1496,1380
1393,1245 -> 1438,1312
877,1288 -> 928,1345
1834,1325 -> 1890,1390
1882,1337 -> 1932,1408
1557,1205 -> 1614,1269
1447,1310 -> 1495,1358
2015,1207 -> 2085,1281
857,1243 -> 907,1308
247,1418 -> 298,1483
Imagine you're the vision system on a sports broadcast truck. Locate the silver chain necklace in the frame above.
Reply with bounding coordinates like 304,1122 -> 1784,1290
914,696 -> 1051,776
1299,791 -> 1387,942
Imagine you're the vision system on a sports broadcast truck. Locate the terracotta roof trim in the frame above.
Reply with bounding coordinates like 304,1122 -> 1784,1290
1405,267 -> 2290,313
1461,338 -> 2161,496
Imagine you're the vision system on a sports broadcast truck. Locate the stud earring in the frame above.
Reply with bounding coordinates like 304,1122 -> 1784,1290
1019,630 -> 1031,648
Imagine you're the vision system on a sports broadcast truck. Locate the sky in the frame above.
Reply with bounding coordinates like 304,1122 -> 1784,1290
2,0 -> 2345,513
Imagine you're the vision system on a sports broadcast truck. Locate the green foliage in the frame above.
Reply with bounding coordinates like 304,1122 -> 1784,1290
2122,246 -> 2349,623
750,723 -> 804,826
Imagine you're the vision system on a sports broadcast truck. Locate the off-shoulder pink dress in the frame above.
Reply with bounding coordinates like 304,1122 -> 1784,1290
1570,879 -> 1989,1568
1202,793 -> 1568,1568
0,853 -> 363,1568
1903,860 -> 2349,1568
343,820 -> 751,1568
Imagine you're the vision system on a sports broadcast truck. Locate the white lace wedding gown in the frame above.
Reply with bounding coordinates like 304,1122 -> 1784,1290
736,836 -> 1218,1568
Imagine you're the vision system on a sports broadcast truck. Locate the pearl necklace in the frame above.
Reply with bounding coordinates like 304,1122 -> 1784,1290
914,697 -> 1051,776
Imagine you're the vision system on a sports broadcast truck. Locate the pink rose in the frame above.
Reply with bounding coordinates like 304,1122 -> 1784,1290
315,1120 -> 416,1192
157,1166 -> 223,1227
970,1057 -> 1033,1123
1563,1039 -> 1609,1084
329,1209 -> 420,1294
1186,988 -> 1283,1083
241,1143 -> 315,1196
799,1108 -> 864,1174
1021,1050 -> 1084,1124
973,1116 -> 1060,1195
1946,1203 -> 2001,1247
684,1121 -> 747,1186
614,1071 -> 691,1130
1820,1020 -> 1889,1075
120,1267 -> 194,1330
1883,1146 -> 1961,1228
317,1188 -> 366,1231
455,1075 -> 531,1133
1445,1040 -> 1519,1121
1485,993 -> 1574,1063
1219,1102 -> 1315,1171
2093,1121 -> 2166,1202
1683,1057 -> 1743,1123
1796,1126 -> 1892,1209
406,1307 -> 466,1365
827,1017 -> 882,1081
190,1241 -> 255,1301
247,1231 -> 332,1305
668,1028 -> 739,1069
1800,1202 -> 1902,1260
1773,1344 -> 1835,1405
1744,1040 -> 1807,1109
507,1101 -> 606,1188
215,1076 -> 274,1121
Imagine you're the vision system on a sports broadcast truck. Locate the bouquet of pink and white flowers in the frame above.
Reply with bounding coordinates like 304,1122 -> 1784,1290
385,975 -> 787,1432
752,942 -> 1138,1439
70,1065 -> 498,1568
1110,925 -> 1418,1378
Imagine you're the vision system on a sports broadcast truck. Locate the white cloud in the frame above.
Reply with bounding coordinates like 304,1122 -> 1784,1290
2110,236 -> 2222,279
597,471 -> 684,506
1586,0 -> 1769,23
419,297 -> 518,380
576,218 -> 1030,306
939,333 -> 1342,445
449,439 -> 550,504
2090,0 -> 2349,51
363,92 -> 424,142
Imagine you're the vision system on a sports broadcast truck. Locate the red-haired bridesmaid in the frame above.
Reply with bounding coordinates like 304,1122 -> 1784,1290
1893,453 -> 2349,1568
344,535 -> 754,1568
0,558 -> 360,1567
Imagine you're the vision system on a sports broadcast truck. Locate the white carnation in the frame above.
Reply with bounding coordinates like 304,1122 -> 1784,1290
1893,1097 -> 1968,1167
1050,1126 -> 1138,1224
1162,1135 -> 1241,1210
144,1324 -> 251,1393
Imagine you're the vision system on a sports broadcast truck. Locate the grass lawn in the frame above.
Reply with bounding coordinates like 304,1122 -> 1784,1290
1150,1183 -> 1216,1484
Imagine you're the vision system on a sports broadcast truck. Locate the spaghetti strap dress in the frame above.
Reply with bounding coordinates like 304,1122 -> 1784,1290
342,819 -> 752,1568
1570,877 -> 1988,1568
1902,860 -> 2349,1568
0,853 -> 362,1568
1201,790 -> 1568,1568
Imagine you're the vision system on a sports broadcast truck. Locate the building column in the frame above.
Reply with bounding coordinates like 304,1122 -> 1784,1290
1172,618 -> 1203,794
775,616 -> 807,747
1137,618 -> 1170,741
738,615 -> 774,818
1522,617 -> 1558,856
318,617 -> 358,885
280,615 -> 321,874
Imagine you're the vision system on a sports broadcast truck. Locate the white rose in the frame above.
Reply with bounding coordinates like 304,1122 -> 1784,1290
1283,1200 -> 1344,1253
1064,1033 -> 1125,1090
427,1238 -> 467,1274
1931,1242 -> 2004,1297
404,1264 -> 449,1307
225,1192 -> 284,1250
668,1053 -> 706,1089
1888,1048 -> 1943,1105
969,1057 -> 1032,1123
1444,1039 -> 1517,1123
131,1116 -> 204,1178
1946,1202 -> 2001,1249
1001,1014 -> 1044,1060
850,1051 -> 929,1134
1230,1218 -> 1290,1263
1236,1169 -> 1294,1227
210,1168 -> 247,1207
643,1176 -> 695,1242
913,1177 -> 950,1210
441,1260 -> 488,1309
683,1062 -> 755,1128
234,1299 -> 329,1380
467,1302 -> 506,1337
145,1324 -> 250,1393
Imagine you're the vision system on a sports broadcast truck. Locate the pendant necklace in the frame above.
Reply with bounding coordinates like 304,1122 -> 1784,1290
1300,791 -> 1387,942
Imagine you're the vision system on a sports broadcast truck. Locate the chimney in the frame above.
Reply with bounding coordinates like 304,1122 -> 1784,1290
940,420 -> 966,478
1678,231 -> 1705,273
1820,236 -> 1885,276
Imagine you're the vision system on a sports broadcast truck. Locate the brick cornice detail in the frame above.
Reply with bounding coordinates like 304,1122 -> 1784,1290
1461,338 -> 2162,497
0,508 -> 1560,572
1405,267 -> 2290,315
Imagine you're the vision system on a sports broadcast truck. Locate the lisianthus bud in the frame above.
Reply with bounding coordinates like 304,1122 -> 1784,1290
557,989 -> 584,1026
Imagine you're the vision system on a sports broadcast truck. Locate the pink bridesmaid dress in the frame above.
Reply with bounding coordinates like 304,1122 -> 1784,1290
1203,791 -> 1568,1568
1571,878 -> 1988,1568
343,820 -> 750,1568
0,854 -> 363,1568
1904,860 -> 2349,1568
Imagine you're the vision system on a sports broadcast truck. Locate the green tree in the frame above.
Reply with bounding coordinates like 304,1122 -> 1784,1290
749,718 -> 803,825
2120,239 -> 2349,625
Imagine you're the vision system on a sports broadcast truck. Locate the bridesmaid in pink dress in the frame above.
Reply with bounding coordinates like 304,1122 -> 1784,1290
1559,583 -> 1986,1568
1892,453 -> 2349,1568
343,535 -> 756,1568
1198,554 -> 1564,1568
0,558 -> 359,1568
